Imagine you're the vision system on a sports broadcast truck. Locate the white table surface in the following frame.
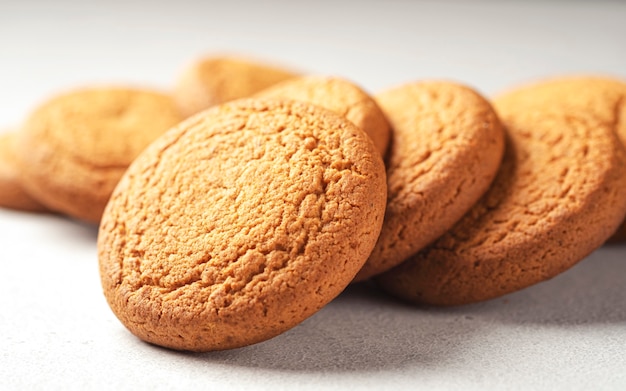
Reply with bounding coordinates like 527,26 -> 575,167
1,1 -> 625,390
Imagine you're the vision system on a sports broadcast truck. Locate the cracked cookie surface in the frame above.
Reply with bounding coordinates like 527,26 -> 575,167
355,81 -> 504,281
0,131 -> 48,212
15,88 -> 183,223
494,76 -> 626,243
98,98 -> 387,351
256,75 -> 391,156
377,77 -> 626,305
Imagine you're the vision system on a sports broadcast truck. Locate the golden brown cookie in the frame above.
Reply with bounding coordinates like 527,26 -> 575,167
174,55 -> 298,117
255,75 -> 391,156
354,81 -> 504,281
98,98 -> 387,352
15,87 -> 183,223
377,78 -> 626,306
0,131 -> 48,212
493,76 -> 626,244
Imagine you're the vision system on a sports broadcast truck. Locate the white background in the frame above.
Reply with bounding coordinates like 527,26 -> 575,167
1,1 -> 625,390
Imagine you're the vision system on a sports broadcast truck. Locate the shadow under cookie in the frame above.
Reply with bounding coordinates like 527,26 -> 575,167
168,282 -> 484,373
463,248 -> 626,327
184,249 -> 625,373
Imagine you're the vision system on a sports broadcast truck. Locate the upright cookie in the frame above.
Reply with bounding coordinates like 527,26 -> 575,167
355,81 -> 504,281
493,76 -> 626,244
174,55 -> 298,117
377,78 -> 626,306
256,75 -> 391,156
0,131 -> 48,212
98,99 -> 387,351
15,87 -> 183,223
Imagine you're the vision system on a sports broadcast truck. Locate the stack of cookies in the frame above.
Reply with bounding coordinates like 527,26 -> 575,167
1,54 -> 625,352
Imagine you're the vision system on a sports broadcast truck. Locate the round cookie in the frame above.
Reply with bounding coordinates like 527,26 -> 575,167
0,131 -> 48,212
255,75 -> 391,156
15,87 -> 183,223
493,76 -> 626,244
174,55 -> 298,117
377,79 -> 626,306
354,81 -> 504,281
98,98 -> 387,352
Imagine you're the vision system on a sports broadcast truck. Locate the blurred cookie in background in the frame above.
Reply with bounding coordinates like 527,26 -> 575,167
14,87 -> 184,223
174,55 -> 299,117
0,130 -> 49,213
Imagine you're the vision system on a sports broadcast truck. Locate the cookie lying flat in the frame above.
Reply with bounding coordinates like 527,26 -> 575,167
98,99 -> 387,352
354,81 -> 504,281
255,75 -> 391,156
15,87 -> 183,223
174,55 -> 298,117
0,131 -> 48,212
492,76 -> 626,244
377,79 -> 626,306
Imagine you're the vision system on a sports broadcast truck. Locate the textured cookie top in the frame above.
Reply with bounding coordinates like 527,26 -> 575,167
497,76 -> 626,243
15,87 -> 183,222
377,78 -> 626,305
0,131 -> 47,212
355,81 -> 504,281
174,56 -> 298,117
255,75 -> 391,156
98,99 -> 387,351
495,76 -> 626,146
